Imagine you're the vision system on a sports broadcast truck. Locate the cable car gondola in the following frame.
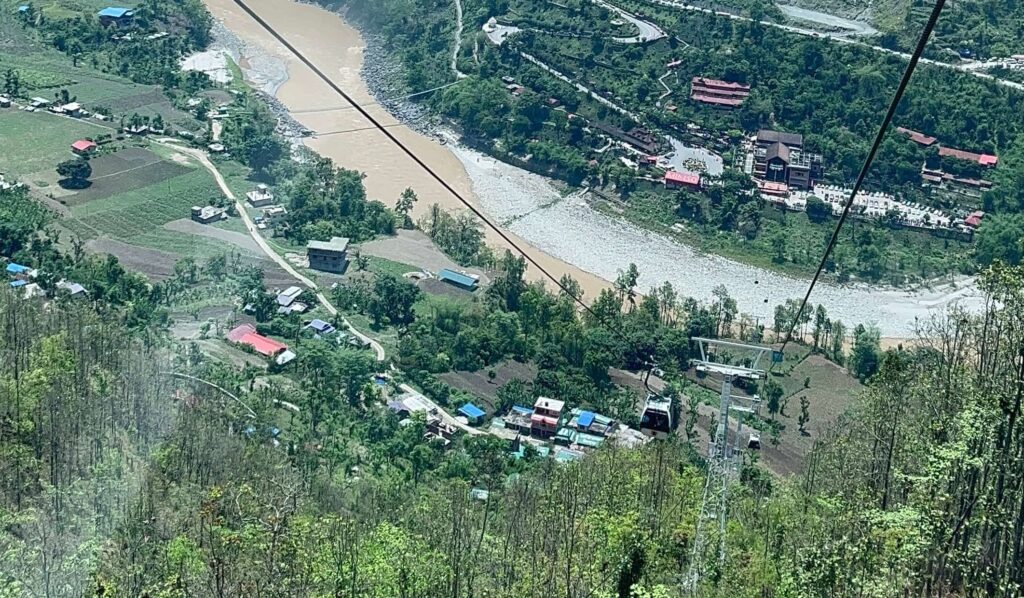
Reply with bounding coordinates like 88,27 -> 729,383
640,393 -> 673,439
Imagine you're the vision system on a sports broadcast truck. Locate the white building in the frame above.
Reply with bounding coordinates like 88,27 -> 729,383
246,183 -> 274,207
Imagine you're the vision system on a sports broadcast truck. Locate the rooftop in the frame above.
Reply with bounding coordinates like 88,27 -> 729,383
98,7 -> 133,18
458,403 -> 486,419
757,129 -> 803,148
307,236 -> 350,253
226,323 -> 288,357
534,396 -> 564,413
437,269 -> 479,288
665,171 -> 700,186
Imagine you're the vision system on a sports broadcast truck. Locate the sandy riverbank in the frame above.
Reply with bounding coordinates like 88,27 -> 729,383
200,0 -> 610,299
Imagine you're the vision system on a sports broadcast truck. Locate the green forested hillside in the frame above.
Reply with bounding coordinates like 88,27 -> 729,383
4,263 -> 1024,595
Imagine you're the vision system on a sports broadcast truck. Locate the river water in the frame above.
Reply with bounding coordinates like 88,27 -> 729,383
200,0 -> 982,337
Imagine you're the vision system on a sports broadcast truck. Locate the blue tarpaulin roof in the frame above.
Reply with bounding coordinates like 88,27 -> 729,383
10,280 -> 27,288
511,405 -> 533,415
577,410 -> 595,428
459,403 -> 485,419
98,7 -> 132,17
438,269 -> 478,288
6,263 -> 29,274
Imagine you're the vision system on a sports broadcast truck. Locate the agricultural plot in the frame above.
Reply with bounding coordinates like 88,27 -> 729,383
0,109 -> 109,178
70,166 -> 220,234
440,360 -> 539,414
64,147 -> 191,205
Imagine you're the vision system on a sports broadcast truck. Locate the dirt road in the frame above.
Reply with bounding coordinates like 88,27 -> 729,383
155,139 -> 387,361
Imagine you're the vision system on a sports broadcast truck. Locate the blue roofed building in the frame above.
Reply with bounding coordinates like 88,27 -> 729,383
458,402 -> 486,425
98,7 -> 134,27
437,268 -> 479,291
6,263 -> 30,275
10,280 -> 27,288
304,318 -> 336,336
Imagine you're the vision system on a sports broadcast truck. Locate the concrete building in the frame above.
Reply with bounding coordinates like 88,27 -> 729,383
665,170 -> 701,190
307,237 -> 349,273
753,130 -> 823,190
262,205 -> 288,226
531,397 -> 564,438
246,184 -> 274,207
191,205 -> 226,224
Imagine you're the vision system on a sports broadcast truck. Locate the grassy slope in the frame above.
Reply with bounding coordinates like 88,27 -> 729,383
0,109 -> 109,176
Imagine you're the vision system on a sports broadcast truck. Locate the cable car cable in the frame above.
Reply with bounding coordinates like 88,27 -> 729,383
773,0 -> 947,364
230,0 -> 642,351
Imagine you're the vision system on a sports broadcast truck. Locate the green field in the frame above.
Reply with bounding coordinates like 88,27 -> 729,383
70,167 -> 220,233
0,109 -> 110,177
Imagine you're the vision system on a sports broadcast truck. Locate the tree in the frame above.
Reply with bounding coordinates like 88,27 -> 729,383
615,263 -> 640,308
798,396 -> 810,434
368,274 -> 420,327
3,68 -> 20,97
805,196 -> 831,223
496,378 -> 530,414
849,324 -> 882,381
56,158 -> 92,188
395,187 -> 418,228
762,378 -> 784,420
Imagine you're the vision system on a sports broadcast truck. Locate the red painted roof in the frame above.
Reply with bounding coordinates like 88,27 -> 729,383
691,77 -> 750,91
530,414 -> 559,427
939,146 -> 998,166
226,323 -> 288,356
665,171 -> 700,186
691,94 -> 745,107
71,139 -> 97,151
895,127 -> 937,147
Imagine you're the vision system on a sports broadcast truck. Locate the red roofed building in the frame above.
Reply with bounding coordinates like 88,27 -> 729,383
690,77 -> 750,108
895,127 -> 937,147
939,146 -> 998,167
71,139 -> 97,155
965,211 -> 985,228
665,170 -> 701,190
531,397 -> 564,438
227,323 -> 288,357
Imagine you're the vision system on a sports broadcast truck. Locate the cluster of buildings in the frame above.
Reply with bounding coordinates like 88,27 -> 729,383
6,262 -> 86,299
246,184 -> 289,230
895,127 -> 998,197
495,396 -> 647,456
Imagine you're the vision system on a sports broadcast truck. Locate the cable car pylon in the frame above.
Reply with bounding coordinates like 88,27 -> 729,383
684,338 -> 772,593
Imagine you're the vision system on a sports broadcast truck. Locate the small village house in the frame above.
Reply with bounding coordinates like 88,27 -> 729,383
307,237 -> 349,273
191,205 -> 227,224
458,403 -> 486,426
71,139 -> 97,155
246,183 -> 275,207
226,323 -> 296,365
262,205 -> 288,226
437,268 -> 479,291
97,7 -> 134,27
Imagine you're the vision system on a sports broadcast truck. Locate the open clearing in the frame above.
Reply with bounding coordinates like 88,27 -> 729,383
359,229 -> 489,282
440,360 -> 538,414
164,218 -> 263,254
756,355 -> 864,475
0,109 -> 108,178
